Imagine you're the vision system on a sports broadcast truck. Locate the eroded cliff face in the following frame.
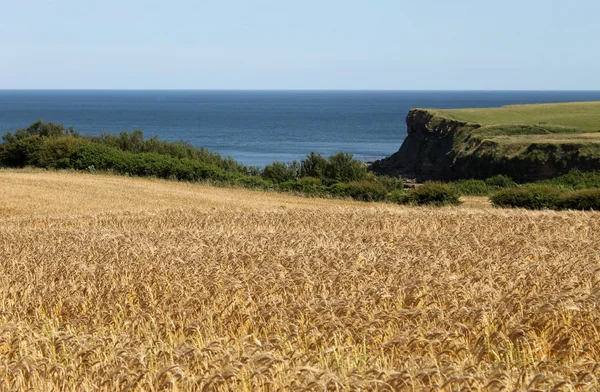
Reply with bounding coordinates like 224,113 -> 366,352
370,109 -> 475,181
370,109 -> 600,182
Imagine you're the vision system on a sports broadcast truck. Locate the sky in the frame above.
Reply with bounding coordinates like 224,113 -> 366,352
1,0 -> 598,90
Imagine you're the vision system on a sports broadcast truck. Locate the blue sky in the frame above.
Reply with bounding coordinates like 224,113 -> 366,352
1,0 -> 598,90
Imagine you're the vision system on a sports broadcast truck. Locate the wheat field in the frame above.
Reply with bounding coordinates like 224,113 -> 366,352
1,169 -> 599,391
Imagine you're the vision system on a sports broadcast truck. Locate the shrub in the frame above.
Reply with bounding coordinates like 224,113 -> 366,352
485,174 -> 517,188
374,175 -> 404,192
278,177 -> 327,195
71,143 -> 232,183
325,152 -> 367,183
31,137 -> 89,169
346,180 -> 388,202
327,180 -> 388,202
2,120 -> 79,142
236,176 -> 274,190
490,185 -> 563,210
113,130 -> 145,153
562,189 -> 600,210
327,182 -> 351,198
72,143 -> 125,171
450,175 -> 517,197
542,169 -> 600,191
408,182 -> 462,206
161,157 -> 232,183
389,190 -> 409,204
128,153 -> 176,178
0,136 -> 44,167
89,130 -> 253,174
300,152 -> 329,179
297,176 -> 322,186
452,179 -> 490,196
262,161 -> 300,184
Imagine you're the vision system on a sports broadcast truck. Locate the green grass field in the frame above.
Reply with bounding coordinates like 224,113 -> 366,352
439,101 -> 600,133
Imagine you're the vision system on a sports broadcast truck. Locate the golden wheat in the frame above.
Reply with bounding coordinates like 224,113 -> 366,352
1,169 -> 599,391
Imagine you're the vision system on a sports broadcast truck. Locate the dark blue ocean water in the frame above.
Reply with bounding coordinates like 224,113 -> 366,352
1,90 -> 600,167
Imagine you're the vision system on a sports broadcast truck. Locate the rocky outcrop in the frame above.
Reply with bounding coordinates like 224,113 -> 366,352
370,109 -> 600,182
370,109 -> 476,181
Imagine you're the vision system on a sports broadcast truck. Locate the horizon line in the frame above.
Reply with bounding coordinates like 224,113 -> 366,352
2,88 -> 600,92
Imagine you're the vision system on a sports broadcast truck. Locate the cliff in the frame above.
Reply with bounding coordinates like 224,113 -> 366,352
370,108 -> 600,182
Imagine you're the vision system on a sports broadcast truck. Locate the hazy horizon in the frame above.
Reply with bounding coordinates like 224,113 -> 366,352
2,89 -> 600,92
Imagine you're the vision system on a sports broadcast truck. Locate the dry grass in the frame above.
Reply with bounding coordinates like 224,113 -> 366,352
1,169 -> 600,391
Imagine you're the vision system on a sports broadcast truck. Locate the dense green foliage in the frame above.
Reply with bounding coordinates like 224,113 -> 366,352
4,120 -> 600,209
328,180 -> 388,202
490,185 -> 563,210
388,190 -> 410,204
448,170 -> 600,198
490,184 -> 600,210
1,121 -> 252,173
261,161 -> 300,184
300,152 -> 329,179
90,130 -> 254,174
562,189 -> 600,211
0,121 -> 414,204
277,177 -> 327,195
2,120 -> 80,141
448,175 -> 517,196
262,152 -> 367,185
71,144 -> 236,182
540,169 -> 600,191
485,174 -> 518,188
402,182 -> 462,207
449,179 -> 491,196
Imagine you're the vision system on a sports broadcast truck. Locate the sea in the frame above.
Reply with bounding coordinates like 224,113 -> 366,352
1,90 -> 600,167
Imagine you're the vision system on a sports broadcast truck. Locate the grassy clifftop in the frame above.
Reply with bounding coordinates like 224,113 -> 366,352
371,101 -> 600,181
440,101 -> 600,132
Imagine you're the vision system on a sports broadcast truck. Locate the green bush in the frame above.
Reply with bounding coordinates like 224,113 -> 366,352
451,179 -> 490,196
2,120 -> 79,142
562,189 -> 600,210
373,175 -> 404,192
541,169 -> 600,191
0,123 -> 82,168
92,130 -> 253,174
327,180 -> 387,202
71,143 -> 232,183
278,177 -> 327,194
325,152 -> 367,183
72,143 -> 125,171
450,175 -> 517,196
485,174 -> 517,188
107,130 -> 146,153
262,161 -> 300,184
327,182 -> 351,197
297,151 -> 369,184
328,180 -> 388,201
490,185 -> 563,210
389,190 -> 409,204
31,137 -> 90,169
346,180 -> 388,201
407,182 -> 462,206
236,176 -> 274,190
300,152 -> 329,179
0,136 -> 44,167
